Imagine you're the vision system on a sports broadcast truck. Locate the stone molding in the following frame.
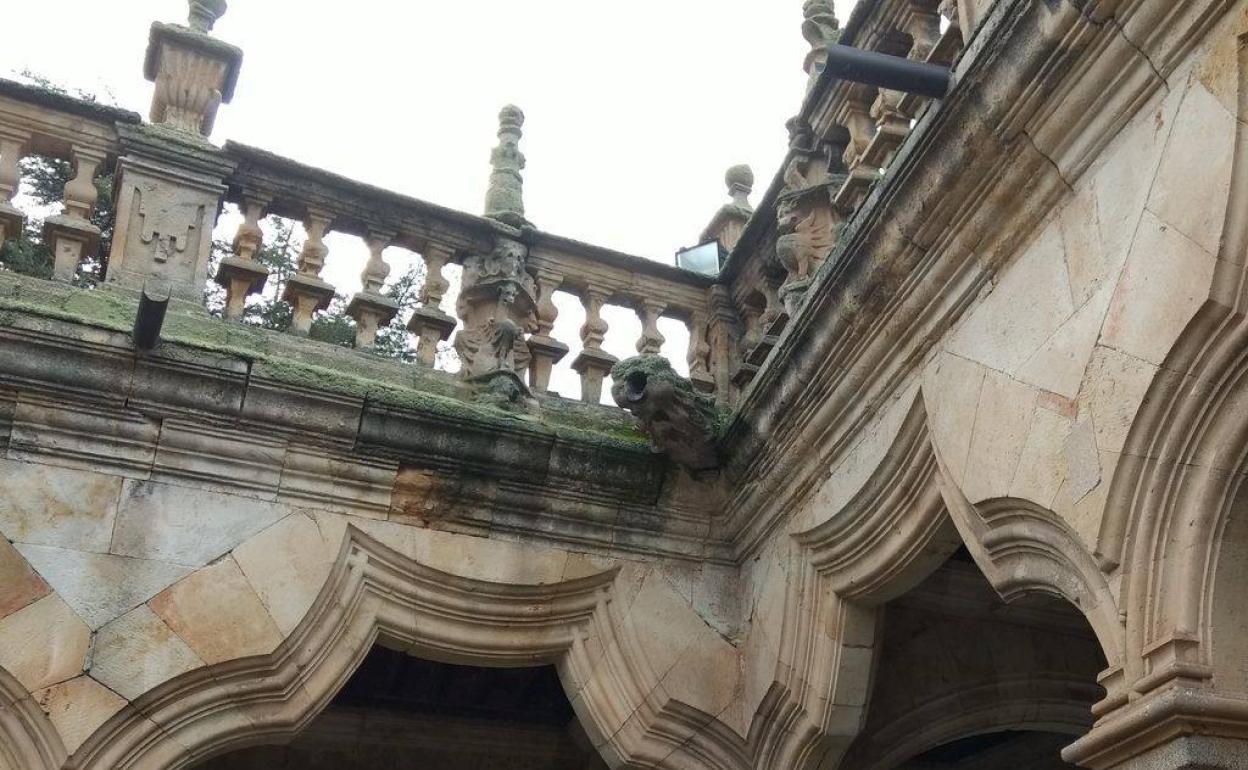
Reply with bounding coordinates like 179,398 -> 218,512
61,528 -> 747,770
0,665 -> 64,770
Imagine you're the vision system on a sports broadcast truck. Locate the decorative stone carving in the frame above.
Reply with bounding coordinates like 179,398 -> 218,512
406,244 -> 458,367
214,194 -> 270,320
144,2 -> 243,136
282,209 -> 336,335
345,231 -> 400,349
802,0 -> 841,90
706,285 -> 741,403
611,355 -> 720,471
570,285 -> 618,404
454,236 -> 538,408
526,268 -> 569,393
483,105 -> 529,228
43,146 -> 105,282
775,123 -> 839,314
687,311 -> 715,394
110,122 -> 235,302
699,165 -> 755,252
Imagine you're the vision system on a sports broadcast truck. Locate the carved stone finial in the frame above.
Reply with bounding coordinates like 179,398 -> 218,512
484,105 -> 529,228
802,0 -> 841,48
725,165 -> 754,211
188,0 -> 227,33
611,356 -> 721,472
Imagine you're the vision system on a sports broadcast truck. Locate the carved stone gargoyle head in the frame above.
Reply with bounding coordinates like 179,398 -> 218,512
610,355 -> 721,472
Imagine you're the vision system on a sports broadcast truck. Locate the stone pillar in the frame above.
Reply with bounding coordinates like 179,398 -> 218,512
407,244 -> 458,367
214,194 -> 270,320
346,231 -> 400,349
43,146 -> 106,282
706,285 -> 740,404
0,129 -> 27,246
109,123 -> 235,303
144,1 -> 242,137
526,268 -> 569,393
635,300 -> 666,355
570,285 -> 617,404
483,105 -> 528,228
282,208 -> 337,334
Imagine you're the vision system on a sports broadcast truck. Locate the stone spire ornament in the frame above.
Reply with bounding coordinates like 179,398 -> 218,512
144,0 -> 242,135
802,0 -> 841,90
484,105 -> 529,228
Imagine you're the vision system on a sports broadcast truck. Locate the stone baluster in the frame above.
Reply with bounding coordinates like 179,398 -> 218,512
407,244 -> 458,367
346,230 -> 400,349
283,208 -> 337,335
570,285 -> 618,404
707,286 -> 741,404
833,93 -> 881,210
215,194 -> 270,320
526,268 -> 569,394
0,129 -> 27,246
43,146 -> 106,282
687,311 -> 715,394
635,300 -> 667,355
145,0 -> 242,137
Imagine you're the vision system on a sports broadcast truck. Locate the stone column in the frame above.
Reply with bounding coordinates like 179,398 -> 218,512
144,1 -> 242,137
0,129 -> 27,246
406,244 -> 458,367
635,300 -> 666,355
526,268 -> 569,393
483,105 -> 528,228
215,194 -> 270,320
108,122 -> 235,303
43,146 -> 106,283
570,285 -> 617,404
346,231 -> 400,349
282,208 -> 337,334
706,285 -> 741,404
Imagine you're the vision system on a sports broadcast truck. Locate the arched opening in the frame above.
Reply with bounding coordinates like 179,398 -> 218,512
841,547 -> 1106,769
192,644 -> 609,769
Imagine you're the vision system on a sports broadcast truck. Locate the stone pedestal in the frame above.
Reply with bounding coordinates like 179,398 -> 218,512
283,273 -> 336,334
346,292 -> 399,349
108,124 -> 235,303
526,334 -> 569,394
43,215 -> 100,282
214,256 -> 268,319
571,348 -> 618,405
407,306 -> 458,367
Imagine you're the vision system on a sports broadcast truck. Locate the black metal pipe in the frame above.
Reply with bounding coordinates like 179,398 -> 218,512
134,280 -> 171,351
822,44 -> 952,99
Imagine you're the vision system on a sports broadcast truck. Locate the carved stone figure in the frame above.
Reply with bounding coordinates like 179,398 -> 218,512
611,356 -> 720,472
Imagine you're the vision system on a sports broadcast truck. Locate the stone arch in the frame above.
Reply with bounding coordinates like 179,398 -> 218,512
1083,26 -> 1248,723
0,665 -> 64,770
64,528 -> 749,770
749,393 -> 1121,769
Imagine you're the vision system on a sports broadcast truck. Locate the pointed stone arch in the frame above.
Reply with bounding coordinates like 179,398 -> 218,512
0,665 -> 65,770
64,529 -> 749,770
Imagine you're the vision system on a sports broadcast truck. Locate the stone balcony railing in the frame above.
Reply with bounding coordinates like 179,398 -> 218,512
0,0 -> 967,466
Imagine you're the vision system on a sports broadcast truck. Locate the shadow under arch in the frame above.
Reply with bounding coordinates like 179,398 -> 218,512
65,528 -> 749,770
747,393 -> 1122,769
0,664 -> 65,770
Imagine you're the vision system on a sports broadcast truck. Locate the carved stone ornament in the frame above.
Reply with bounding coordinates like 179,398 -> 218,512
610,355 -> 721,472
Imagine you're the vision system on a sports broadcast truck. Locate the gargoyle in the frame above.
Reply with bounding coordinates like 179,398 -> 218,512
610,355 -> 720,472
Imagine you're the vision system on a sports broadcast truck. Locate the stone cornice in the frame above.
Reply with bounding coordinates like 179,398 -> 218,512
716,0 -> 1224,559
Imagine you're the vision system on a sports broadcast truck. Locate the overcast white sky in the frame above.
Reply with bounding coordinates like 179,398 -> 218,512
6,0 -> 858,399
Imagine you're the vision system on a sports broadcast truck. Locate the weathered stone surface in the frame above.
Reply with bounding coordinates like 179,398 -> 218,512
149,556 -> 283,664
90,605 -> 204,701
15,543 -> 192,629
0,593 -> 90,692
232,513 -> 341,636
34,675 -> 127,755
110,480 -> 292,567
0,536 -> 50,619
610,356 -> 719,471
923,350 -> 986,485
0,459 -> 121,552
